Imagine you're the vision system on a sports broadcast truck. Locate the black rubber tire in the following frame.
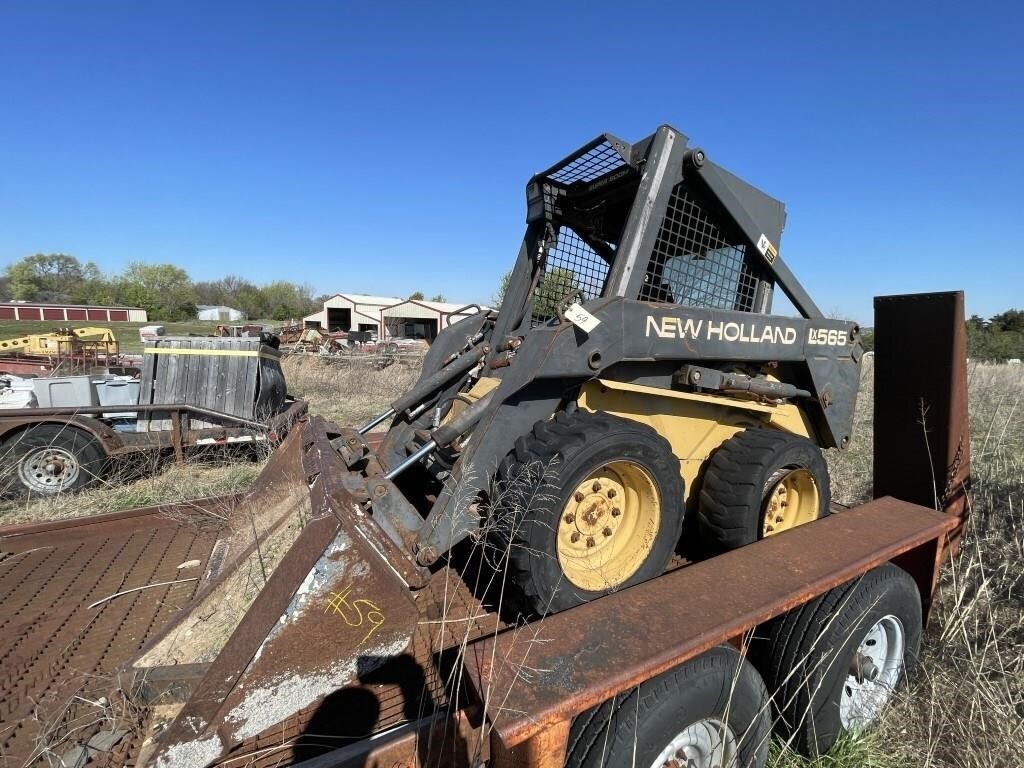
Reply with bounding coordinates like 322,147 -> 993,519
490,410 -> 684,615
567,645 -> 770,768
1,424 -> 106,497
757,563 -> 922,757
698,429 -> 830,554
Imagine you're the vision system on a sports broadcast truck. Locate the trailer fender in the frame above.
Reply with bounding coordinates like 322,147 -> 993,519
0,415 -> 121,456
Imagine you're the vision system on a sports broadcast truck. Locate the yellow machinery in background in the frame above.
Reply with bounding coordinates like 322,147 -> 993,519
0,326 -> 119,359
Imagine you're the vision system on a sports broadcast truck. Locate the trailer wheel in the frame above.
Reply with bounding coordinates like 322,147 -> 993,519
2,425 -> 106,497
759,563 -> 921,756
698,429 -> 829,554
567,645 -> 770,768
490,410 -> 684,615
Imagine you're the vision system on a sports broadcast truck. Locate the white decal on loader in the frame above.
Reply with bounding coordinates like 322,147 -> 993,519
645,316 -> 797,344
645,316 -> 704,339
756,233 -> 779,264
808,328 -> 848,346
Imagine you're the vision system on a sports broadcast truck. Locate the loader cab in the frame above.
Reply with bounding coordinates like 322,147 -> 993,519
504,125 -> 817,338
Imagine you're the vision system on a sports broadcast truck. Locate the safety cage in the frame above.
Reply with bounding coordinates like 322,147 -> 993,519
525,133 -> 774,325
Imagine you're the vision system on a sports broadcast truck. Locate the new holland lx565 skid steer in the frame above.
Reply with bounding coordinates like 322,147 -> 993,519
370,123 -> 862,612
135,125 -> 875,767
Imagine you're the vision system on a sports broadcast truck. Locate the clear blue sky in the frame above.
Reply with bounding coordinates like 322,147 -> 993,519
1,1 -> 1021,323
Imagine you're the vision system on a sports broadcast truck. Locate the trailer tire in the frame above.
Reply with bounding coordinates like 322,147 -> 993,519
567,645 -> 770,768
1,425 -> 106,497
698,429 -> 829,554
758,563 -> 921,756
490,410 -> 684,615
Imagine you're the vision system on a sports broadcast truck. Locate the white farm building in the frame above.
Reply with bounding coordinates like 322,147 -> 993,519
196,305 -> 245,321
303,293 -> 484,340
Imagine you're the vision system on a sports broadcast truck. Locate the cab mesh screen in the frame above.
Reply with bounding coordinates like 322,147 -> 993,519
639,183 -> 764,312
531,227 -> 609,326
547,141 -> 627,184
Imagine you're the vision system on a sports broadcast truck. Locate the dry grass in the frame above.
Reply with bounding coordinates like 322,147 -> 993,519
279,353 -> 421,427
0,456 -> 262,525
2,351 -> 1021,768
781,361 -> 1024,768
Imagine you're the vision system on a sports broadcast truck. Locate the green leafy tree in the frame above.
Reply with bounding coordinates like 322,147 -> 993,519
260,280 -> 318,321
235,284 -> 268,320
408,290 -> 425,301
990,309 -> 1024,333
493,270 -> 512,308
534,267 -> 579,318
5,253 -> 90,302
429,293 -> 447,303
967,314 -> 987,330
116,262 -> 197,321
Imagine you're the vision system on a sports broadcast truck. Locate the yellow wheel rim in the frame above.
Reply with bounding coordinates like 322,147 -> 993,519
761,467 -> 820,537
556,460 -> 660,592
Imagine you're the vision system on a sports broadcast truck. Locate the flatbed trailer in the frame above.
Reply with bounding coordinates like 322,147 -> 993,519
0,398 -> 307,496
0,293 -> 970,768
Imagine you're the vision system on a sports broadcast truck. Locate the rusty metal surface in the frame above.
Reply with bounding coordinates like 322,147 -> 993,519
463,497 -> 958,749
140,416 -> 439,767
0,501 -> 220,767
874,291 -> 971,554
0,419 -> 489,768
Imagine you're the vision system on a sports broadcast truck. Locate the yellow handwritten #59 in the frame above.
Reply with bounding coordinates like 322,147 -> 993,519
325,587 -> 385,644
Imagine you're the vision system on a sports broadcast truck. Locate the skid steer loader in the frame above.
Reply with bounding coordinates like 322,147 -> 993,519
140,125 -> 862,767
371,124 -> 861,611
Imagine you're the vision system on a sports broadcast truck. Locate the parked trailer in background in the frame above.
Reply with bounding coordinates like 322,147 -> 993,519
0,399 -> 307,496
0,334 -> 300,496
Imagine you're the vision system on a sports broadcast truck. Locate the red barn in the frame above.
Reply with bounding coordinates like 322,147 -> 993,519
0,302 -> 148,323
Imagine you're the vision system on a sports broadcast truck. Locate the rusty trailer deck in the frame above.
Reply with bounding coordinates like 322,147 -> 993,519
0,495 -> 956,768
0,497 -> 499,768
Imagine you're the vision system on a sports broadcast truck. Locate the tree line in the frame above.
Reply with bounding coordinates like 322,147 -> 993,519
0,253 -> 320,322
966,310 -> 1024,361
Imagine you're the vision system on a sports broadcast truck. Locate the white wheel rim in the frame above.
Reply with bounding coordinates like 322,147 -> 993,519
839,614 -> 905,730
19,446 -> 81,493
650,717 -> 738,768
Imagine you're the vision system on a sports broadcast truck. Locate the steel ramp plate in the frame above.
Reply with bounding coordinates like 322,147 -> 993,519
463,497 -> 957,749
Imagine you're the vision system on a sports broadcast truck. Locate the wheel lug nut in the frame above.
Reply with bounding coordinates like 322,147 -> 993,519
564,513 -> 575,523
592,481 -> 601,492
775,515 -> 784,523
607,488 -> 616,498
602,527 -> 612,537
586,536 -> 595,548
574,491 -> 584,502
611,507 -> 621,517
570,532 -> 580,543
765,525 -> 774,533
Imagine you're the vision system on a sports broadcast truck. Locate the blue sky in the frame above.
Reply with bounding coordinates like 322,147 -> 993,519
1,1 -> 1021,323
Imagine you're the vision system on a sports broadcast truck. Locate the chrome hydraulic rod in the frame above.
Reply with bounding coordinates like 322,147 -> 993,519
382,389 -> 496,481
357,408 -> 396,434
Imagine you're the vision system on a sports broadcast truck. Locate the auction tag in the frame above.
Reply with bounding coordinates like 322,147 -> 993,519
565,302 -> 601,333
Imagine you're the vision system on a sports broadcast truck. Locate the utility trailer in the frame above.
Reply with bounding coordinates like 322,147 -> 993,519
0,292 -> 969,768
0,398 -> 306,496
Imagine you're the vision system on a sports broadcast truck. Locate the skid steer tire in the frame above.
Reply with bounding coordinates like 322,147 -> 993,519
490,410 -> 684,616
698,429 -> 829,555
566,645 -> 770,768
757,563 -> 921,756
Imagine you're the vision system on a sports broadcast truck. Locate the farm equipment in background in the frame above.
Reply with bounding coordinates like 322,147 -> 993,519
0,126 -> 973,768
0,326 -> 121,375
